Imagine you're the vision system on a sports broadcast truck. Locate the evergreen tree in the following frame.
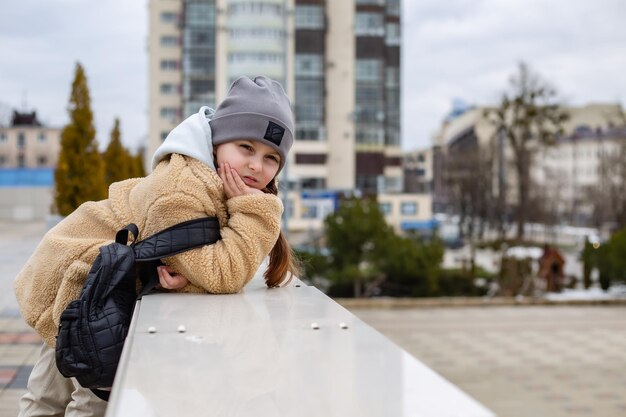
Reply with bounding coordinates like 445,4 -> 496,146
103,118 -> 132,186
323,197 -> 443,297
54,63 -> 107,216
324,197 -> 394,297
129,151 -> 146,178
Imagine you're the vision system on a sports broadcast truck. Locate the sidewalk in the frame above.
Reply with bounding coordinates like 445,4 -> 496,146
0,222 -> 46,416
352,305 -> 626,417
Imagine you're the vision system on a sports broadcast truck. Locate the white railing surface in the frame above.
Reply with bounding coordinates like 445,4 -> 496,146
106,273 -> 495,417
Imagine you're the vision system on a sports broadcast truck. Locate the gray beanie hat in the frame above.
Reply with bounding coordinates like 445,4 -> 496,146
209,76 -> 294,172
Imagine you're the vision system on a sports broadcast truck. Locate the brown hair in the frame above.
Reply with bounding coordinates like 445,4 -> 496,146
262,178 -> 301,287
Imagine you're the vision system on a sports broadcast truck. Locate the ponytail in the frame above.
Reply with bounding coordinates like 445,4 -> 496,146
262,178 -> 301,287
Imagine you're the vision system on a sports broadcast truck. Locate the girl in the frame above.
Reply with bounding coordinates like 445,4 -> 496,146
14,76 -> 299,417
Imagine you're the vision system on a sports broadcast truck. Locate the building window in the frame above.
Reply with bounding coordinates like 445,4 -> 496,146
160,60 -> 179,71
356,174 -> 379,193
385,177 -> 402,193
189,79 -> 214,96
160,11 -> 178,23
0,132 -> 6,142
385,23 -> 400,45
385,67 -> 400,88
38,132 -> 46,142
401,202 -> 417,216
355,13 -> 384,36
356,126 -> 384,144
295,5 -> 324,29
301,203 -> 318,219
356,59 -> 383,82
160,35 -> 179,47
386,0 -> 400,16
230,28 -> 284,40
160,83 -> 178,95
185,29 -> 215,47
17,132 -> 25,148
186,3 -> 215,25
18,155 -> 25,168
295,54 -> 323,77
37,156 -> 47,166
228,2 -> 283,16
301,178 -> 326,190
160,107 -> 179,121
0,155 -> 6,166
295,153 -> 327,165
185,54 -> 215,74
379,202 -> 392,216
286,199 -> 294,219
296,125 -> 325,141
295,79 -> 323,123
228,52 -> 283,64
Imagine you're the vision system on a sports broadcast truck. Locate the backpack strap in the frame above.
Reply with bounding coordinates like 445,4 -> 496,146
132,217 -> 221,262
115,224 -> 139,245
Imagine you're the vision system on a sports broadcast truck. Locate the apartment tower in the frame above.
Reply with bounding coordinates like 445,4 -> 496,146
148,0 -> 402,233
149,0 -> 400,184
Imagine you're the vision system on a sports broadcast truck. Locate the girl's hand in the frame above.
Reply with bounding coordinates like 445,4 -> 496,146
157,266 -> 189,290
218,162 -> 263,198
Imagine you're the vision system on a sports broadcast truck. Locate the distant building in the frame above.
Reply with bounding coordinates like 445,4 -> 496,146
0,111 -> 61,169
0,110 -> 60,221
403,147 -> 433,194
433,102 -> 626,226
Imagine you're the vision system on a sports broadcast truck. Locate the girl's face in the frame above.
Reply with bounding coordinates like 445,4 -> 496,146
215,140 -> 281,190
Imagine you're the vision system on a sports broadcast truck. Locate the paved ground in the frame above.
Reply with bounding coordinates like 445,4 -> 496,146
352,306 -> 626,417
0,222 -> 48,417
1,222 -> 625,417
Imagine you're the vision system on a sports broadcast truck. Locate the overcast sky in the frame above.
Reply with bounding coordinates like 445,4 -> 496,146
1,0 -> 625,153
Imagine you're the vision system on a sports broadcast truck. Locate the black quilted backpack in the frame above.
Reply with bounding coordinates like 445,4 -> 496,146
55,217 -> 221,401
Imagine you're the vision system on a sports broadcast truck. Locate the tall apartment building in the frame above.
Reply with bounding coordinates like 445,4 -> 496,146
148,0 -> 401,185
291,0 -> 401,195
148,0 -> 413,239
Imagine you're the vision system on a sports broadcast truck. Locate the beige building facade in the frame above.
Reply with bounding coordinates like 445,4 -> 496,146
0,112 -> 61,169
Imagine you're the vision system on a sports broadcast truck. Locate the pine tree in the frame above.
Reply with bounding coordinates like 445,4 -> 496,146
54,63 -> 107,216
103,118 -> 132,186
129,151 -> 146,178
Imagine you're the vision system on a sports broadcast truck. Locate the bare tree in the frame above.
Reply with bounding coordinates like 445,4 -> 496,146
443,139 -> 498,275
486,63 -> 569,241
584,107 -> 626,230
590,131 -> 626,230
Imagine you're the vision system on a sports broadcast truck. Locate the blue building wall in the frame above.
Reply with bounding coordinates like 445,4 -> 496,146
0,169 -> 54,187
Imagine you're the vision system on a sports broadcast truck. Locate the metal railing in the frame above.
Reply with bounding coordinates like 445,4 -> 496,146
106,270 -> 494,417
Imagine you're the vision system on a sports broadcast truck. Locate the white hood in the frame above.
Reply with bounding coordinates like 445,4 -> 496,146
151,106 -> 216,171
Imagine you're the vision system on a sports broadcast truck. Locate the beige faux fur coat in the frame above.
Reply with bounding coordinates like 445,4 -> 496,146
14,154 -> 283,347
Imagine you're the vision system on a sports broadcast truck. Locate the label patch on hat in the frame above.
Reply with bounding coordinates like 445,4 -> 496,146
264,121 -> 284,146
